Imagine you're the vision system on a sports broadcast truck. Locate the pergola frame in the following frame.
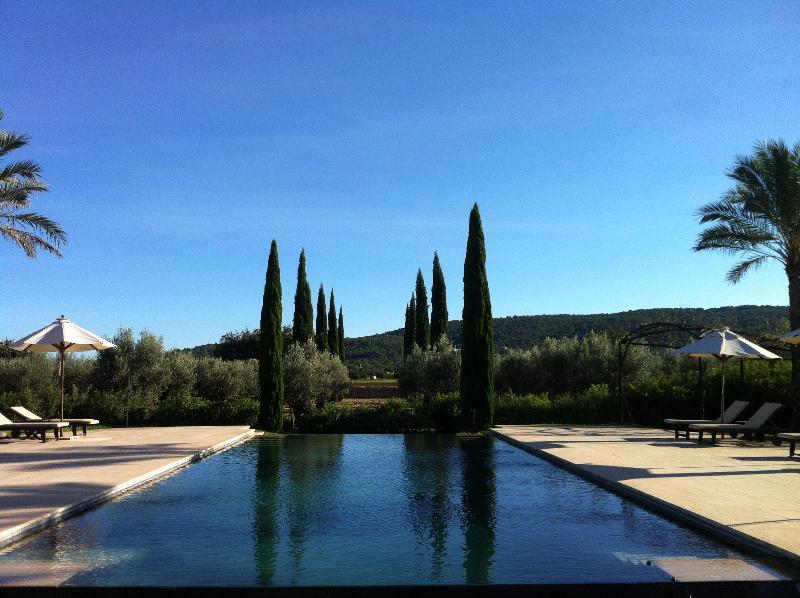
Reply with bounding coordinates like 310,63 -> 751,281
616,322 -> 789,425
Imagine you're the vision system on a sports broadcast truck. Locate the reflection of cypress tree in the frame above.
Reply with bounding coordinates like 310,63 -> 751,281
460,437 -> 496,585
285,435 -> 344,582
402,435 -> 454,580
253,438 -> 283,586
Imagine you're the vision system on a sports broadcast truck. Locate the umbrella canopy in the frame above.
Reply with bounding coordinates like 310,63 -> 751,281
672,328 -> 780,419
11,315 -> 115,421
779,328 -> 800,344
673,328 -> 781,361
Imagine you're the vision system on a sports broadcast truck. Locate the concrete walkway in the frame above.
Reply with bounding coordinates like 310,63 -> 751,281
0,425 -> 253,552
493,425 -> 800,572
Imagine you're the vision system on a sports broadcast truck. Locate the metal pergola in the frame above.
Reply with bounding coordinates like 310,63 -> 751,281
616,322 -> 789,424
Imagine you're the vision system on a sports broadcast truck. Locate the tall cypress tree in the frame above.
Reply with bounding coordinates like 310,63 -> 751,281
460,204 -> 495,431
430,251 -> 448,346
315,284 -> 328,352
258,240 -> 284,432
337,307 -> 345,364
292,249 -> 314,344
415,269 -> 430,351
404,293 -> 417,358
327,289 -> 338,357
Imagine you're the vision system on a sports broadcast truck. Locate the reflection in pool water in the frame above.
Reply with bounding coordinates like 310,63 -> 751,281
0,434 -> 785,586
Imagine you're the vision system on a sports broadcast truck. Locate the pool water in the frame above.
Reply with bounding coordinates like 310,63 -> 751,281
0,434 -> 783,585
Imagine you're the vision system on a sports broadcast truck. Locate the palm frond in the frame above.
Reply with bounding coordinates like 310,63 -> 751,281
693,221 -> 783,261
0,178 -> 48,208
696,199 -> 749,224
0,131 -> 30,158
0,225 -> 62,259
726,256 -> 767,284
0,160 -> 42,182
7,211 -> 67,244
0,111 -> 65,260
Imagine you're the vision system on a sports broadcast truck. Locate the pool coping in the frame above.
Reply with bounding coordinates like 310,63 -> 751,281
0,428 -> 255,550
491,428 -> 800,570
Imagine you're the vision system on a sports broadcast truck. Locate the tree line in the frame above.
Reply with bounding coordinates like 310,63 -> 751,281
335,305 -> 790,374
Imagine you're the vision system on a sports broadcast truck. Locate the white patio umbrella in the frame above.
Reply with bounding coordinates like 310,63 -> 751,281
11,315 -> 115,421
672,328 -> 780,419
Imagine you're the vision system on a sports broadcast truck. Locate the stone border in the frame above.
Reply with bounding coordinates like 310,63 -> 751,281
0,428 -> 255,550
492,429 -> 800,569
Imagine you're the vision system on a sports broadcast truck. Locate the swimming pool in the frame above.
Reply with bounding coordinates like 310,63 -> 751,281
0,434 -> 785,585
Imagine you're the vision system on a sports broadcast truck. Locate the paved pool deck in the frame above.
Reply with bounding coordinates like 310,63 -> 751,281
493,425 -> 800,573
0,426 -> 253,563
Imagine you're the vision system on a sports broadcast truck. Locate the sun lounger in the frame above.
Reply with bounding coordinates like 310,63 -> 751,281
664,400 -> 749,439
10,406 -> 99,437
0,411 -> 69,442
689,402 -> 783,445
777,433 -> 800,457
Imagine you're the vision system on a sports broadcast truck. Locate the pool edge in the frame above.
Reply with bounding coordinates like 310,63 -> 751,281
491,428 -> 800,570
0,428 -> 255,550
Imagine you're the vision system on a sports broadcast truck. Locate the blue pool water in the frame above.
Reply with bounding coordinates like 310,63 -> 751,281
0,434 -> 783,585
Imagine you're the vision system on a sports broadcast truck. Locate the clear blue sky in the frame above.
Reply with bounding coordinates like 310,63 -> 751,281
2,1 -> 799,348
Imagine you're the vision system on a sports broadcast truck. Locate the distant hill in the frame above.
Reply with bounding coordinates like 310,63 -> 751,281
182,305 -> 789,377
343,305 -> 789,375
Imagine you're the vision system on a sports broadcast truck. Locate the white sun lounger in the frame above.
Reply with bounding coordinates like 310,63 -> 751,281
0,411 -> 69,442
10,406 -> 99,437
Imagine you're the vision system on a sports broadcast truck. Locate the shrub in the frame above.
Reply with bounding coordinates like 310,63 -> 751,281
495,393 -> 552,424
0,353 -> 59,417
284,340 -> 349,424
398,338 -> 459,398
496,332 -> 663,397
195,357 -> 259,424
494,384 -> 615,425
155,394 -> 210,425
298,400 -> 416,433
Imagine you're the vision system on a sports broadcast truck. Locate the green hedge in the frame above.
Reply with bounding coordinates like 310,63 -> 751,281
298,393 -> 461,433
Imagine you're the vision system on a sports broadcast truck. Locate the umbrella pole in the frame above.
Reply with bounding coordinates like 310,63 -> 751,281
720,358 -> 727,420
60,349 -> 65,422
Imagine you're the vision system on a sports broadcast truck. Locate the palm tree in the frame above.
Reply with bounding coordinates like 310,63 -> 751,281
693,138 -> 800,425
0,110 -> 66,258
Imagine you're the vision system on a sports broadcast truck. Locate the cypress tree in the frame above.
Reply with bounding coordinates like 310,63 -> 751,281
292,249 -> 314,344
327,289 -> 338,357
430,251 -> 448,346
337,307 -> 345,364
460,203 -> 495,431
415,269 -> 430,351
258,240 -> 284,432
404,293 -> 417,358
315,284 -> 328,352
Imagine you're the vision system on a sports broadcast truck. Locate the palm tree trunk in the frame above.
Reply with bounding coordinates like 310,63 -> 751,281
787,263 -> 800,428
